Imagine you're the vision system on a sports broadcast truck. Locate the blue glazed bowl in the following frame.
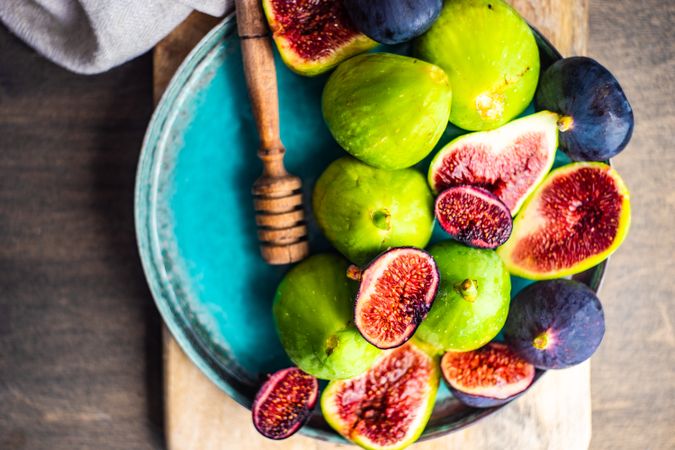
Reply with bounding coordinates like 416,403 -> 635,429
135,15 -> 606,443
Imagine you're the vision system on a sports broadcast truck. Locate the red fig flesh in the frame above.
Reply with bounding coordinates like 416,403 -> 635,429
441,342 -> 535,408
252,367 -> 319,440
352,248 -> 439,349
435,185 -> 513,249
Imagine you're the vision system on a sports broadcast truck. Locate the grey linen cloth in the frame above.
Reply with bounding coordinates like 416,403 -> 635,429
0,0 -> 233,74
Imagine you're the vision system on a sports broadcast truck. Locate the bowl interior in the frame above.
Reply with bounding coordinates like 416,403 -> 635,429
135,17 -> 604,443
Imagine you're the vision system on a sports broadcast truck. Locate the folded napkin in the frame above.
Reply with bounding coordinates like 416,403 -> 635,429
0,0 -> 232,74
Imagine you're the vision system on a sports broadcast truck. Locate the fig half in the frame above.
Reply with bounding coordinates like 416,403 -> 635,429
262,0 -> 377,76
321,342 -> 439,450
504,279 -> 605,369
441,342 -> 535,408
428,111 -> 559,215
535,56 -> 634,161
497,162 -> 631,280
252,367 -> 319,439
350,248 -> 440,349
435,185 -> 513,249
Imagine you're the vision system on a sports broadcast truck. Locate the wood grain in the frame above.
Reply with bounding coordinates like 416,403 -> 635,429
160,2 -> 594,449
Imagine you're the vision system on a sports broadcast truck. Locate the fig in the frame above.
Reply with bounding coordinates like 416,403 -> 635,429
428,111 -> 559,215
322,53 -> 452,170
535,56 -> 634,161
262,0 -> 377,76
273,254 -> 381,380
435,185 -> 512,249
503,280 -> 605,369
252,367 -> 319,439
497,162 -> 631,280
343,0 -> 442,45
321,342 -> 439,450
415,241 -> 510,353
415,0 -> 540,130
441,342 -> 535,408
313,157 -> 435,266
350,248 -> 440,349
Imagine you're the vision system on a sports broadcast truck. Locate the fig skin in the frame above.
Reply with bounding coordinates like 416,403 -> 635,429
497,162 -> 631,280
535,56 -> 634,161
322,53 -> 452,170
415,0 -> 540,131
252,367 -> 319,439
415,241 -> 511,353
262,0 -> 377,76
313,157 -> 435,266
343,0 -> 442,45
321,341 -> 440,450
503,279 -> 605,369
273,254 -> 381,380
441,343 -> 536,408
352,247 -> 440,349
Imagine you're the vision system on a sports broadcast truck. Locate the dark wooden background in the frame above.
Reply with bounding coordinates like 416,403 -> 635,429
0,0 -> 673,449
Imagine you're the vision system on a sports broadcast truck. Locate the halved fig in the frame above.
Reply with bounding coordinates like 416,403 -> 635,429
428,111 -> 559,215
497,162 -> 631,280
321,342 -> 440,450
504,279 -> 605,369
441,342 -> 535,408
252,367 -> 319,440
262,0 -> 377,76
349,248 -> 439,349
435,185 -> 513,249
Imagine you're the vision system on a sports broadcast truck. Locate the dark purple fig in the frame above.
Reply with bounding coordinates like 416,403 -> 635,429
343,0 -> 442,45
349,248 -> 439,349
503,279 -> 605,369
435,185 -> 513,249
251,367 -> 319,440
441,342 -> 536,408
535,56 -> 634,161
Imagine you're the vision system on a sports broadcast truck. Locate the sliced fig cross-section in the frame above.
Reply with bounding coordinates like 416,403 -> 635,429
497,162 -> 631,279
262,0 -> 377,76
435,185 -> 513,249
428,111 -> 559,215
321,342 -> 440,450
441,342 -> 535,408
252,367 -> 319,440
350,248 -> 439,349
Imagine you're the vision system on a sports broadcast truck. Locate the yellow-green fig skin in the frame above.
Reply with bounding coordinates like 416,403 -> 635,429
273,254 -> 381,380
313,157 -> 435,266
415,0 -> 540,131
322,53 -> 452,170
415,241 -> 511,353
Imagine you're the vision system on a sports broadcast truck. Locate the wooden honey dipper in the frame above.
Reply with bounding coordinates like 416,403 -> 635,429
235,0 -> 309,265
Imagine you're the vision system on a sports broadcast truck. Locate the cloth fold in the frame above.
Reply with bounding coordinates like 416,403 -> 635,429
0,0 -> 233,74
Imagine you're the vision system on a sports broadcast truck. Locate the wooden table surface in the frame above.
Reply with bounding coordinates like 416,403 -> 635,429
0,1 -> 673,449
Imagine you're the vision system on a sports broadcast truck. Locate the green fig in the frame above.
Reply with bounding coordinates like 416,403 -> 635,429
322,53 -> 452,170
416,0 -> 540,131
313,157 -> 435,266
273,254 -> 381,380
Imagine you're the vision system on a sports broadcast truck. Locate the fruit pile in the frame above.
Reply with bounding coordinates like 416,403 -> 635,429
250,0 -> 633,447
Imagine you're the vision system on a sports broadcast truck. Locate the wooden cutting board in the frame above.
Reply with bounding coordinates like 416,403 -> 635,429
154,2 -> 591,448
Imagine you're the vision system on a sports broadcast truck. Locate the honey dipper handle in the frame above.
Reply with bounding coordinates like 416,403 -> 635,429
235,0 -> 286,177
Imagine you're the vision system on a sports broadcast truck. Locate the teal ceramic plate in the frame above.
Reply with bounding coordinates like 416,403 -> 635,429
135,15 -> 606,443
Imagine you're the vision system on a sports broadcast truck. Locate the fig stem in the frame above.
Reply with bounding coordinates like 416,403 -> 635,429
372,209 -> 391,231
346,265 -> 362,281
533,331 -> 550,350
456,279 -> 478,302
557,115 -> 574,132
